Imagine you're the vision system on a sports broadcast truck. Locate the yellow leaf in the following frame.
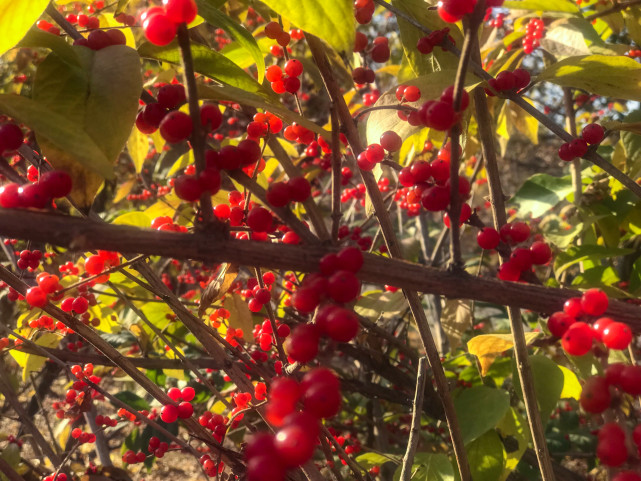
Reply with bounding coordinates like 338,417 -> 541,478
113,178 -> 136,203
127,127 -> 149,173
199,263 -> 239,317
0,1 -> 50,58
224,293 -> 254,342
559,365 -> 581,400
441,299 -> 473,351
9,332 -> 61,381
467,332 -> 540,375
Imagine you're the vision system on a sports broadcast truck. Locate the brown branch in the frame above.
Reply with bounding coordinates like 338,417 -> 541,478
330,106 -> 342,242
3,209 -> 641,327
399,357 -> 427,481
473,85 -> 556,481
305,34 -> 473,481
562,88 -> 582,205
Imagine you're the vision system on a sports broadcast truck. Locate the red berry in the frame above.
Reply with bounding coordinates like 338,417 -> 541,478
529,241 -> 551,265
284,59 -> 303,77
39,170 -> 72,198
580,288 -> 608,316
0,183 -> 21,208
199,168 -> 221,194
143,12 -> 178,46
581,123 -> 604,145
157,84 -> 186,110
26,286 -> 47,308
597,437 -> 628,467
380,131 -> 402,152
602,322 -> 632,350
558,142 -> 574,161
321,306 -> 359,343
247,455 -> 286,481
477,227 -> 500,250
563,297 -> 583,318
200,103 -> 222,131
620,365 -> 641,395
287,177 -> 311,202
290,287 -> 320,314
613,472 -> 641,481
440,85 -> 469,111
163,0 -> 198,24
547,312 -> 575,337
509,222 -> 531,243
593,317 -> 614,342
266,182 -> 291,207
512,68 -> 531,90
266,65 -> 283,82
160,111 -> 193,143
403,85 -> 421,102
285,324 -> 320,363
336,246 -> 363,273
71,296 -> 89,314
421,185 -> 450,211
303,381 -> 341,419
579,376 -> 610,413
177,401 -> 193,418
498,261 -> 520,282
181,386 -> 195,402
327,270 -> 361,303
160,404 -> 179,423
174,175 -> 203,202
419,100 -> 457,131
167,387 -> 182,401
561,322 -> 593,356
274,421 -> 317,467
0,124 -> 23,153
568,138 -> 588,158
247,206 -> 273,232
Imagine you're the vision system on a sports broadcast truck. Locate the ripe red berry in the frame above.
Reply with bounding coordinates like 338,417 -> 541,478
529,241 -> 551,265
568,138 -> 588,158
563,297 -> 583,318
177,401 -> 193,418
477,227 -> 500,250
284,59 -> 303,77
620,365 -> 641,395
440,85 -> 470,111
0,124 -> 23,153
303,381 -> 341,419
167,387 -> 182,401
290,287 -> 320,314
266,181 -> 291,207
593,317 -> 614,342
287,177 -> 311,202
581,123 -> 604,145
547,312 -> 575,337
613,472 -> 641,481
509,222 -> 531,243
160,404 -> 179,423
421,185 -> 450,211
0,183 -> 21,208
266,65 -> 283,82
143,12 -> 178,46
26,286 -> 47,308
602,322 -> 632,350
579,376 -> 610,413
274,421 -> 317,467
200,103 -> 222,131
174,175 -> 203,202
163,0 -> 198,24
157,84 -> 186,110
419,100 -> 457,131
512,68 -> 531,90
320,306 -> 359,342
336,246 -> 363,273
285,324 -> 320,363
498,261 -> 520,281
327,270 -> 361,303
380,131 -> 402,152
71,296 -> 89,314
181,386 -> 195,402
597,436 -> 628,467
198,168 -> 221,194
580,288 -> 608,316
561,322 -> 593,356
247,455 -> 286,481
247,206 -> 273,232
39,170 -> 73,199
160,111 -> 193,143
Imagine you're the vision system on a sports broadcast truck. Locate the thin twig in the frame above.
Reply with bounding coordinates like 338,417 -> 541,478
330,106 -> 342,242
562,88 -> 582,205
473,84 -> 556,481
353,104 -> 417,121
400,357 -> 428,481
306,33 -> 473,481
176,24 -> 214,227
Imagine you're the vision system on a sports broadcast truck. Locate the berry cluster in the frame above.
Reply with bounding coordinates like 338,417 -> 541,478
523,18 -> 545,54
247,111 -> 283,139
264,21 -> 293,49
266,176 -> 312,207
416,28 -> 452,55
0,170 -> 72,209
485,68 -> 531,96
142,0 -> 198,46
354,0 -> 375,25
160,386 -> 196,423
558,123 -> 605,161
266,59 -> 304,94
16,249 -> 42,271
479,222 -> 553,281
151,215 -> 189,232
73,29 -> 126,50
419,85 -> 470,131
246,367 -> 342,481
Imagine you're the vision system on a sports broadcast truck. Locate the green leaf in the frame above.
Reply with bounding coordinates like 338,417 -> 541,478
355,452 -> 400,470
554,245 -> 634,276
354,290 -> 408,320
259,0 -> 354,53
18,29 -> 82,68
467,430 -> 506,481
112,212 -> 152,227
391,0 -> 462,76
503,0 -> 579,13
30,44 -> 142,208
220,37 -> 273,70
9,332 -> 60,381
365,70 -> 478,146
146,369 -> 167,387
138,41 -> 270,97
393,453 -> 454,481
198,82 -> 331,140
0,0 -> 50,57
195,0 -> 266,83
114,391 -> 151,411
536,55 -> 641,102
0,95 -> 112,178
512,355 -> 563,424
454,386 -> 510,445
509,173 -> 573,218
